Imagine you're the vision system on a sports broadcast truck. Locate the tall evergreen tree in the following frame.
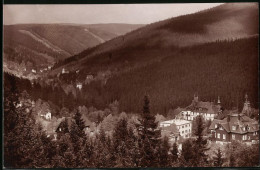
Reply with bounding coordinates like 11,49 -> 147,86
158,136 -> 170,167
181,139 -> 195,166
4,91 -> 43,168
213,147 -> 224,167
171,142 -> 179,163
69,109 -> 86,167
113,116 -> 132,167
4,73 -> 20,134
193,115 -> 209,166
137,95 -> 161,167
229,146 -> 235,167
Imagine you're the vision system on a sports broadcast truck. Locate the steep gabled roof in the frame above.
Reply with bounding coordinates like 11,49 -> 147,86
209,113 -> 259,134
186,100 -> 220,114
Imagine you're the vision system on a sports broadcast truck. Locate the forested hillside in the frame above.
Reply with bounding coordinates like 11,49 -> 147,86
51,3 -> 258,73
46,37 -> 259,115
3,23 -> 143,70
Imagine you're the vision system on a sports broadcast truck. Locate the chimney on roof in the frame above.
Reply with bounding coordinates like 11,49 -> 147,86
217,96 -> 221,104
194,93 -> 199,103
227,114 -> 230,122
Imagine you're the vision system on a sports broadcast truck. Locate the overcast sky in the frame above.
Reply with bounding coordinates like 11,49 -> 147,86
4,3 -> 223,25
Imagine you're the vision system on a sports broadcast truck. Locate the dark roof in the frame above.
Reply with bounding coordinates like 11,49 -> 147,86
209,113 -> 259,134
56,117 -> 74,132
186,100 -> 220,114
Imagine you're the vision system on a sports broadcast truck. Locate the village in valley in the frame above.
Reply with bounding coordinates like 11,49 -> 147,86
3,2 -> 259,168
31,92 -> 259,149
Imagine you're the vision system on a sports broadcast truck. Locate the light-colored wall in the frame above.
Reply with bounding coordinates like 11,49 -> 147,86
177,122 -> 192,138
181,111 -> 214,121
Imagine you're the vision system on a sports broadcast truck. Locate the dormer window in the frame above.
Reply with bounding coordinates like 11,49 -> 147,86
232,126 -> 236,131
215,124 -> 218,128
243,127 -> 246,131
219,126 -> 223,130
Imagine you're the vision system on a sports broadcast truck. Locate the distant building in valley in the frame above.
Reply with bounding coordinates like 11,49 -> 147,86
76,83 -> 83,90
160,119 -> 192,139
56,116 -> 95,139
209,95 -> 259,145
241,94 -> 252,116
62,68 -> 69,74
180,95 -> 222,121
209,111 -> 259,145
85,74 -> 94,84
40,111 -> 52,120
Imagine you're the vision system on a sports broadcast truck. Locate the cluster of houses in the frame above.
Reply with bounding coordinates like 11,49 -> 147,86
19,92 -> 258,147
159,94 -> 259,147
31,66 -> 53,74
32,101 -> 96,141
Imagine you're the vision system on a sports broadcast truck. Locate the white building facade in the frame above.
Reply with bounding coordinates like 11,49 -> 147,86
180,95 -> 222,121
160,119 -> 192,138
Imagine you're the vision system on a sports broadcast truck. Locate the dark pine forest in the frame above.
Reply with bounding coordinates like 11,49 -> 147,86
5,36 -> 258,117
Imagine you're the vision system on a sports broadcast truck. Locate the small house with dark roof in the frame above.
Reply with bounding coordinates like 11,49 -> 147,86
209,112 -> 259,145
180,95 -> 222,121
55,116 -> 95,138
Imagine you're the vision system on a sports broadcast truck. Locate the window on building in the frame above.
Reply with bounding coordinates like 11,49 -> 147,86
223,134 -> 226,140
215,133 -> 216,138
232,134 -> 235,140
243,127 -> 246,131
248,127 -> 250,130
185,130 -> 187,133
215,124 -> 218,128
232,126 -> 236,131
217,133 -> 220,139
59,128 -> 61,132
219,126 -> 223,130
182,131 -> 184,134
248,136 -> 250,140
182,126 -> 184,128
185,124 -> 187,127
243,135 -> 247,140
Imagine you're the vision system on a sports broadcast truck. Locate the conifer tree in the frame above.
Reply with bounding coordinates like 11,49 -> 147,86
158,136 -> 170,167
213,147 -> 224,167
171,142 -> 179,163
127,126 -> 140,167
4,91 -> 43,168
137,95 -> 161,167
69,109 -> 86,167
181,139 -> 195,166
193,115 -> 209,166
113,116 -> 132,167
4,74 -> 20,134
229,146 -> 235,167
99,124 -> 106,143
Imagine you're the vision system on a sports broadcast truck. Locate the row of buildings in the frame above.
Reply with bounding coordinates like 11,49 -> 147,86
159,94 -> 259,145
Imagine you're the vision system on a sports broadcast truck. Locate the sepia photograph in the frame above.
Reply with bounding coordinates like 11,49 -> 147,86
3,2 -> 259,168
